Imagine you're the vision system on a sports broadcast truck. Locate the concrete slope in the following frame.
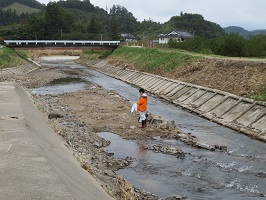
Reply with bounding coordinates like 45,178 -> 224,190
91,63 -> 266,142
0,82 -> 113,200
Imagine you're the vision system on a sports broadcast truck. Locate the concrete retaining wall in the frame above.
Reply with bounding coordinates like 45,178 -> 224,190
91,62 -> 266,142
0,58 -> 40,75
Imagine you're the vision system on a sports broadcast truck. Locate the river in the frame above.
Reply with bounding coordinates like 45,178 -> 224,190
33,62 -> 266,200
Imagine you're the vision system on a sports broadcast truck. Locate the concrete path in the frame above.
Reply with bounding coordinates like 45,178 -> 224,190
0,82 -> 113,200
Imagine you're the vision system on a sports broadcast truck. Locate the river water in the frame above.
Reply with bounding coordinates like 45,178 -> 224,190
34,63 -> 266,200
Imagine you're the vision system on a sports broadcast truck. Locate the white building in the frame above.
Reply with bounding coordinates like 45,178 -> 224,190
158,30 -> 193,44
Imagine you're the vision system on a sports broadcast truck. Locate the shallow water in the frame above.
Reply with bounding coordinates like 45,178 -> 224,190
32,76 -> 89,95
99,132 -> 266,199
35,63 -> 266,199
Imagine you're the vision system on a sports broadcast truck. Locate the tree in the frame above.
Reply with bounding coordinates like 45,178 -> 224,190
164,13 -> 225,38
244,35 -> 266,57
44,2 -> 75,39
109,5 -> 139,33
109,17 -> 119,40
88,16 -> 98,35
212,33 -> 245,56
15,14 -> 44,40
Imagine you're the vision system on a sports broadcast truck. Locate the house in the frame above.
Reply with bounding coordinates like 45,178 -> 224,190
158,30 -> 193,44
121,34 -> 138,42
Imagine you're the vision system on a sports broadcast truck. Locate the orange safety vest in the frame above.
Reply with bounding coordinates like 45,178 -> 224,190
137,94 -> 148,112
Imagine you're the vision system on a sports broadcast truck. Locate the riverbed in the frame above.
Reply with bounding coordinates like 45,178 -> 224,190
32,62 -> 266,199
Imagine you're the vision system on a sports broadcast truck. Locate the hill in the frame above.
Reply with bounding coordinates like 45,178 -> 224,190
164,13 -> 225,38
224,26 -> 266,38
0,0 -> 44,9
2,2 -> 40,15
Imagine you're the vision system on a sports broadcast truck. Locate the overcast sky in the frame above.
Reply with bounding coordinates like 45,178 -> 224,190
38,0 -> 266,31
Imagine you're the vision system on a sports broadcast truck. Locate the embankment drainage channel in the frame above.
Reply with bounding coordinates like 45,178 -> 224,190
91,64 -> 266,142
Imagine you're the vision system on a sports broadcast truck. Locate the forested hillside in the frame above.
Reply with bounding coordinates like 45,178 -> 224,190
164,13 -> 225,38
0,0 -> 225,40
224,26 -> 266,38
0,0 -> 43,26
0,0 -> 44,9
1,0 -> 266,58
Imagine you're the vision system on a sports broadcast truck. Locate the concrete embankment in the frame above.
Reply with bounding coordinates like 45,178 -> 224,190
91,61 -> 266,142
0,58 -> 41,76
0,82 -> 113,200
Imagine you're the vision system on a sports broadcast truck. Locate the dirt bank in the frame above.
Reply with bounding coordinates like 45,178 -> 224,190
107,57 -> 266,99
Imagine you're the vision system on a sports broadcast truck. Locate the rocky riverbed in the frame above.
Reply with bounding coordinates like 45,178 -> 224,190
1,62 -> 229,199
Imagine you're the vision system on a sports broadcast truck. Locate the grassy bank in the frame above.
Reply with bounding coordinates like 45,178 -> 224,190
0,47 -> 26,69
80,50 -> 113,60
103,46 -> 266,101
109,46 -> 202,72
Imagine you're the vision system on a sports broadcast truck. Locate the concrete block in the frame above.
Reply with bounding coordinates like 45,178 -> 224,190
183,89 -> 206,105
145,77 -> 162,89
162,82 -> 181,96
171,86 -> 191,100
236,105 -> 266,127
121,71 -> 135,81
220,101 -> 254,122
175,87 -> 198,103
138,74 -> 152,85
139,75 -> 155,87
199,94 -> 227,113
192,91 -> 216,108
251,115 -> 266,133
153,80 -> 170,92
133,74 -> 146,84
149,79 -> 165,90
166,84 -> 185,99
157,81 -> 175,94
127,72 -> 139,82
207,97 -> 239,118
130,73 -> 142,84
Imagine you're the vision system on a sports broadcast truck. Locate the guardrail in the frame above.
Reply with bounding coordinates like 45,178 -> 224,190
4,40 -> 120,47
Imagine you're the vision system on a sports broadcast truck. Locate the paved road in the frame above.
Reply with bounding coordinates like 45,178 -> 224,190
0,82 -> 113,200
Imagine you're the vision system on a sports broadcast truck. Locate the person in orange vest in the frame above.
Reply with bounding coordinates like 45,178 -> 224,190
137,88 -> 148,128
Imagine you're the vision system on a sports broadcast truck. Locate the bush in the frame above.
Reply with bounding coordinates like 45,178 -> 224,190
167,33 -> 266,58
243,35 -> 266,57
212,33 -> 246,57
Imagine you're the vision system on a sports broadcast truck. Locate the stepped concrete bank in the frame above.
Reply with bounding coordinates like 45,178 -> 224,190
0,58 -> 41,76
91,61 -> 266,142
0,82 -> 113,200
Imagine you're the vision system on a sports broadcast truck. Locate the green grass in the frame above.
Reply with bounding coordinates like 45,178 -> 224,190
3,3 -> 40,15
252,85 -> 266,101
110,46 -> 202,72
0,47 -> 26,68
81,50 -> 113,60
